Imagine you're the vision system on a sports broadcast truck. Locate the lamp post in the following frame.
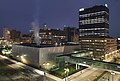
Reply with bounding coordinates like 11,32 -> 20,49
111,71 -> 115,81
43,63 -> 46,81
43,62 -> 50,81
64,68 -> 69,81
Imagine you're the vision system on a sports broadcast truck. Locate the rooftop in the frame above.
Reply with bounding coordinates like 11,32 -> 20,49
17,43 -> 80,48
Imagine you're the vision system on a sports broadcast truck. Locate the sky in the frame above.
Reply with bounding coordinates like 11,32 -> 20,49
0,0 -> 120,37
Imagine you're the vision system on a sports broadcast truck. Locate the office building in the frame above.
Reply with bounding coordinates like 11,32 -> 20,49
79,5 -> 117,60
80,37 -> 117,59
79,5 -> 109,37
64,27 -> 79,42
39,28 -> 66,44
21,34 -> 32,43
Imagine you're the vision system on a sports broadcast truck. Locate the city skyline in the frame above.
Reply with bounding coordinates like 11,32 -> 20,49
1,2 -> 120,81
0,0 -> 120,37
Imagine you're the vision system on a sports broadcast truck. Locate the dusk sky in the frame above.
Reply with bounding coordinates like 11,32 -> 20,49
0,0 -> 120,37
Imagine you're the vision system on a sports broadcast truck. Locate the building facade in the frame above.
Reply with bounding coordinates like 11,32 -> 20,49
79,5 -> 109,37
3,27 -> 10,40
117,38 -> 120,49
39,28 -> 66,44
10,30 -> 21,43
79,5 -> 117,60
64,27 -> 79,42
21,34 -> 32,43
12,44 -> 80,69
80,37 -> 117,59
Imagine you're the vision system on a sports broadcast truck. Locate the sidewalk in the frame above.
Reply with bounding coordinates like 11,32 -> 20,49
66,67 -> 92,80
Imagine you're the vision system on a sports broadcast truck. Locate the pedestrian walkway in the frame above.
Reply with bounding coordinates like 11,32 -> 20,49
67,67 -> 92,80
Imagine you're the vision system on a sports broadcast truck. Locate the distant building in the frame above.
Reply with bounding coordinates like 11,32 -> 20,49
39,28 -> 66,44
3,27 -> 10,40
0,38 -> 12,47
21,34 -> 32,43
10,30 -> 21,43
79,5 -> 117,60
42,23 -> 48,30
31,24 -> 66,44
64,27 -> 79,42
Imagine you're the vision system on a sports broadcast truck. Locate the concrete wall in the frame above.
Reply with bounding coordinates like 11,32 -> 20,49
12,45 -> 39,67
39,46 -> 64,67
12,44 -> 80,68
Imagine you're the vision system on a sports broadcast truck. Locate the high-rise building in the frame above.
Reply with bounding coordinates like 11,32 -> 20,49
79,5 -> 117,60
3,27 -> 10,40
64,27 -> 79,42
79,5 -> 109,37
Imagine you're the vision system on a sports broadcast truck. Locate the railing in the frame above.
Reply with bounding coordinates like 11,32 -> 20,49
56,56 -> 120,72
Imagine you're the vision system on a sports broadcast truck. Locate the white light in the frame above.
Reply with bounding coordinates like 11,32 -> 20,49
64,68 -> 69,73
20,42 -> 23,44
46,63 -> 50,65
16,62 -> 22,64
79,8 -> 84,11
118,38 -> 120,40
1,56 -> 8,59
34,69 -> 44,76
23,55 -> 27,56
43,64 -> 45,65
105,4 -> 108,7
74,51 -> 78,53
20,56 -> 23,58
111,71 -> 115,75
117,66 -> 120,68
16,55 -> 19,57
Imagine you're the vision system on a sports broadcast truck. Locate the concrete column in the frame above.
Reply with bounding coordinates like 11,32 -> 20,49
76,64 -> 78,70
78,65 -> 80,69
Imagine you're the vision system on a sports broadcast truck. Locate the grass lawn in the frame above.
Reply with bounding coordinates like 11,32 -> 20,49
49,64 -> 87,78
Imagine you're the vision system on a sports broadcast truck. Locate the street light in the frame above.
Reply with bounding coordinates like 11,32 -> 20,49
43,62 -> 50,81
43,63 -> 46,81
43,62 -> 50,70
64,68 -> 69,81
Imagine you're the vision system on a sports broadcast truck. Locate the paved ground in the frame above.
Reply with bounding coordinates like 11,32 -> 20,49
1,54 -> 120,81
0,55 -> 44,81
0,55 -> 57,81
68,67 -> 120,81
